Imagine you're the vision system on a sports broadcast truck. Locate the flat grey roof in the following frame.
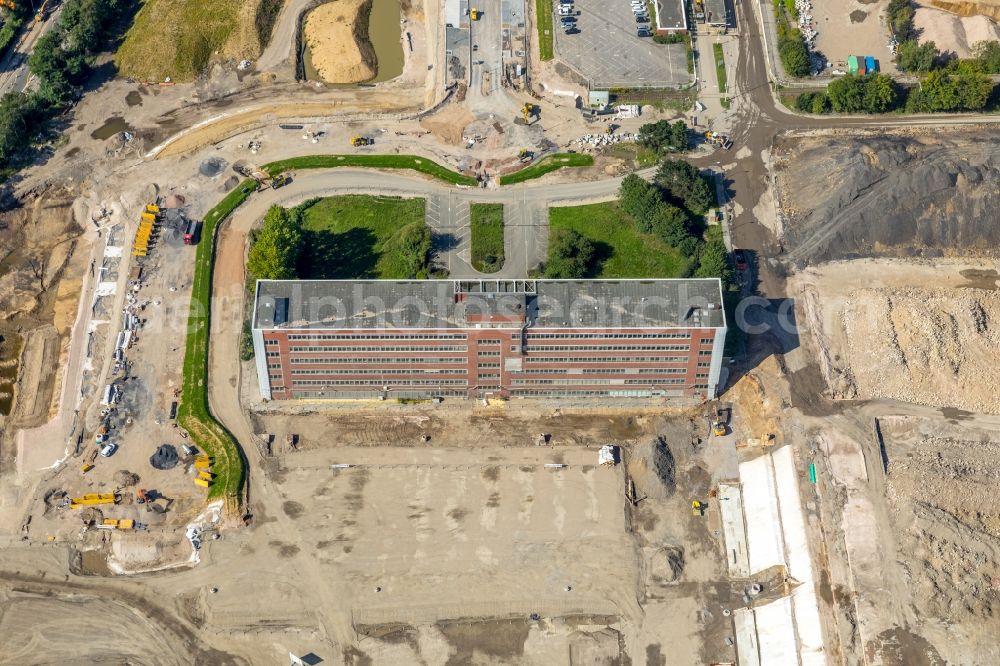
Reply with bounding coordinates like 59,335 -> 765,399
705,0 -> 730,25
656,0 -> 687,31
254,279 -> 725,331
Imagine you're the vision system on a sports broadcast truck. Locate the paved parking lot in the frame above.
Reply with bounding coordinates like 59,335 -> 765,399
553,0 -> 690,88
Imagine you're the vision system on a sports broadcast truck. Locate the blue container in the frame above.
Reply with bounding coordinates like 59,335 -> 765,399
865,56 -> 877,73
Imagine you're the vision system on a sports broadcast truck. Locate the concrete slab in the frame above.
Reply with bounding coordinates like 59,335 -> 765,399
718,482 -> 750,578
733,608 -> 761,666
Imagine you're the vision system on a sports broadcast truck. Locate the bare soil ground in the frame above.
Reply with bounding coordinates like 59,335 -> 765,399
0,405 -> 747,664
772,129 -> 1000,267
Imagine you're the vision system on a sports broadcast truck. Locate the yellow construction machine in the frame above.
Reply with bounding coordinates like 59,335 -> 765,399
691,500 -> 706,516
350,135 -> 374,147
470,7 -> 480,19
70,493 -> 120,509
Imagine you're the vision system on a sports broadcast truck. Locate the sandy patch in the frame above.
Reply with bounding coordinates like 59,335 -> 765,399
914,7 -> 1000,57
419,103 -> 475,145
304,0 -> 376,83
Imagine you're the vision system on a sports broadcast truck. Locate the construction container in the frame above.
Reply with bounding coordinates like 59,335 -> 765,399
847,55 -> 858,75
70,493 -> 118,508
198,470 -> 214,481
857,60 -> 867,76
865,56 -> 876,73
194,477 -> 212,488
194,457 -> 212,469
184,220 -> 202,245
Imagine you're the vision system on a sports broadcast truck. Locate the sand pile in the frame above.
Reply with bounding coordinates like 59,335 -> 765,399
914,7 -> 1000,57
304,0 -> 377,83
839,287 -> 1000,413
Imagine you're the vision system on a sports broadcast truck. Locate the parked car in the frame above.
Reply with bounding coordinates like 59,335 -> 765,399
563,26 -> 580,34
637,28 -> 651,36
733,249 -> 748,270
100,442 -> 119,458
561,16 -> 577,24
635,14 -> 649,22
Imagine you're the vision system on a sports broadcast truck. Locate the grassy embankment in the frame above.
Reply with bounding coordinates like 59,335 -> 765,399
713,43 -> 731,108
177,179 -> 257,507
535,0 -> 554,60
548,202 -> 695,278
296,195 -> 428,278
470,204 -> 505,273
499,153 -> 594,185
264,155 -> 478,186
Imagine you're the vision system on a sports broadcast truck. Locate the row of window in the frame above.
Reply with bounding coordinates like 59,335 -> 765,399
290,357 -> 466,365
289,346 -> 468,352
290,369 -> 467,376
291,379 -> 467,386
510,378 -> 687,386
286,333 -> 467,341
520,345 -> 690,352
524,356 -> 687,364
525,332 -> 691,340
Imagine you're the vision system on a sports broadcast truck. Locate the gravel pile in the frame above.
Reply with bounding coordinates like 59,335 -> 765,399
149,444 -> 179,470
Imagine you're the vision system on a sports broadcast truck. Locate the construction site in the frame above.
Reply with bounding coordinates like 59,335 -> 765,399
0,0 -> 998,656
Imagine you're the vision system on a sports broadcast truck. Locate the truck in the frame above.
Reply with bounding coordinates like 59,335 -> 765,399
183,220 -> 202,245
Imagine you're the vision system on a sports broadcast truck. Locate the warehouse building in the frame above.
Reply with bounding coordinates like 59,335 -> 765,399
252,279 -> 727,401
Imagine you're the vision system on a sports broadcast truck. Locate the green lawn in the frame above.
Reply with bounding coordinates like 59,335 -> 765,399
296,195 -> 428,279
264,155 -> 477,186
548,202 -> 694,278
178,179 -> 257,508
535,0 -> 554,60
713,43 -> 727,94
470,203 -> 505,273
500,153 -> 594,185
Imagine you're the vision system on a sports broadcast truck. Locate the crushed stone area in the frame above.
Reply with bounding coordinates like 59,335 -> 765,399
839,287 -> 1000,413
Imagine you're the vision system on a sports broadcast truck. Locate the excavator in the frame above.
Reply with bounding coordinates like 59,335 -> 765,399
350,135 -> 374,147
516,103 -> 538,125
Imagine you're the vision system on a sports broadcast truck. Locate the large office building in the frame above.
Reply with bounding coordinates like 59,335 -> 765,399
252,279 -> 727,401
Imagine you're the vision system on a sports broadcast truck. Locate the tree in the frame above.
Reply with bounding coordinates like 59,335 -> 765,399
0,92 -> 39,164
778,28 -> 811,77
389,221 -> 433,279
810,92 -> 830,114
695,233 -> 733,288
544,228 -> 595,278
637,119 -> 689,153
654,159 -> 713,217
647,203 -> 693,247
861,73 -> 898,113
247,206 -> 303,281
886,0 -> 916,41
971,40 -> 1000,74
895,40 -> 939,73
617,174 -> 662,228
827,75 -> 865,112
918,66 -> 993,111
